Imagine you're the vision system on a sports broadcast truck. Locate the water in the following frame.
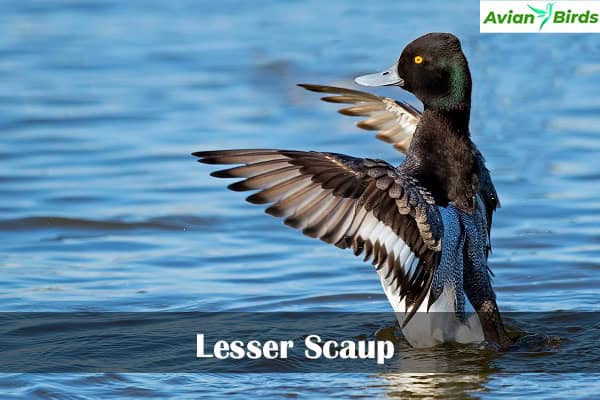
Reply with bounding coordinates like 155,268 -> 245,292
1,0 -> 599,398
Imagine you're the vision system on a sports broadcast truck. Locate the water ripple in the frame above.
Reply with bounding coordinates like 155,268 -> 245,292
0,0 -> 599,398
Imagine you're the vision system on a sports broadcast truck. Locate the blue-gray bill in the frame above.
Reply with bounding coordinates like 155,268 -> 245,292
354,63 -> 404,87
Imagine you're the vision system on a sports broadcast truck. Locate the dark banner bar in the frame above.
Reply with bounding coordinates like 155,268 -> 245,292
0,312 -> 597,373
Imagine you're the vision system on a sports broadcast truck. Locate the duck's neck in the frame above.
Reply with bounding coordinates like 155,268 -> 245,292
424,106 -> 471,135
405,106 -> 479,212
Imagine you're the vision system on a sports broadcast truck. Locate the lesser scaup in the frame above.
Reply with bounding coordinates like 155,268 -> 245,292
193,33 -> 512,348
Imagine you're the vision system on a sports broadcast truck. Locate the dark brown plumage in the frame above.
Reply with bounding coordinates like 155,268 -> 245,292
193,32 -> 511,346
193,149 -> 442,324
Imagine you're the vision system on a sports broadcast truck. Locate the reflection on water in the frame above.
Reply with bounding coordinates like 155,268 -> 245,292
378,373 -> 491,399
1,0 -> 600,398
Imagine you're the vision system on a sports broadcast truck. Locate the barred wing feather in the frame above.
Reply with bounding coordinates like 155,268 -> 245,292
194,149 -> 444,323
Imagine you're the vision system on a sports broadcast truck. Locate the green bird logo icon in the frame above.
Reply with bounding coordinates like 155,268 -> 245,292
528,2 -> 556,31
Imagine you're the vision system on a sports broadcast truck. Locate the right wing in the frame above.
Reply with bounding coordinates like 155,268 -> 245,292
298,84 -> 420,153
194,149 -> 443,322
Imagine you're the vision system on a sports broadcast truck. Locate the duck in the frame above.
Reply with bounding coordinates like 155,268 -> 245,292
193,33 -> 512,348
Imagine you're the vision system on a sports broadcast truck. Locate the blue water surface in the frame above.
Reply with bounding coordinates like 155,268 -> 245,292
1,0 -> 599,398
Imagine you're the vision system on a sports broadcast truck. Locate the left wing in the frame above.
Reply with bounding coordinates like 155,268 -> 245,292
194,149 -> 444,322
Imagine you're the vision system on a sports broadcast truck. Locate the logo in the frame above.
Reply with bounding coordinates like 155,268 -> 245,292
480,1 -> 600,33
528,2 -> 555,31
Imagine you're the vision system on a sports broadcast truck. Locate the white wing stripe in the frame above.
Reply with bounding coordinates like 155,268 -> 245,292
382,227 -> 396,248
392,238 -> 405,259
360,213 -> 380,239
400,245 -> 411,266
405,253 -> 416,280
356,210 -> 420,288
408,256 -> 420,280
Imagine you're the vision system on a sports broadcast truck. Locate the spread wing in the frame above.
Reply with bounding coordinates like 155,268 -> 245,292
299,84 -> 500,252
298,84 -> 420,153
193,149 -> 443,323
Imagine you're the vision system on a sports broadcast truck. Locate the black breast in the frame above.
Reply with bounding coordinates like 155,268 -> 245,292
401,110 -> 480,213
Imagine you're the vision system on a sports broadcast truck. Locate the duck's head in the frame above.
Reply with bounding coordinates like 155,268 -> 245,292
355,33 -> 471,112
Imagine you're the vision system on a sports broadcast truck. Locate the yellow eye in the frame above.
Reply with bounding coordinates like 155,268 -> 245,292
414,55 -> 423,64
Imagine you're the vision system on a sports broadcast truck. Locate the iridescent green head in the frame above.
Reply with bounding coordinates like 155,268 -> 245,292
355,33 -> 472,112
